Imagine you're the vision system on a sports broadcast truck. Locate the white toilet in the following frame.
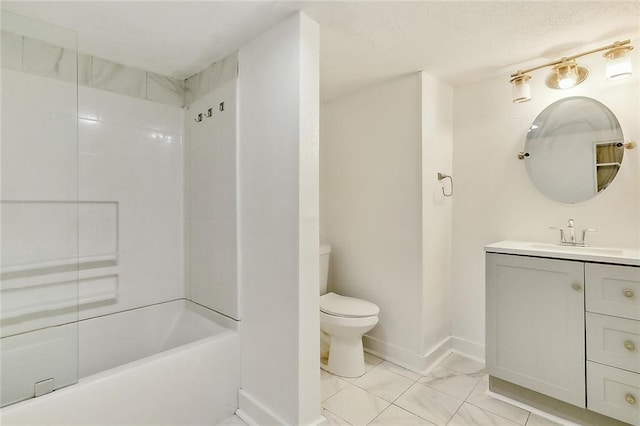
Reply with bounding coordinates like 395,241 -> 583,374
319,244 -> 379,378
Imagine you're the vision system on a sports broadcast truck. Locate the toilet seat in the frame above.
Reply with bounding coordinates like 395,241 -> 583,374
320,292 -> 379,318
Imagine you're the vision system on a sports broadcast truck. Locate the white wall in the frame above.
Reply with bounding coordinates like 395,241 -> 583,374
451,41 -> 640,358
420,73 -> 453,358
322,74 -> 423,357
321,72 -> 453,371
184,80 -> 239,319
237,12 -> 321,426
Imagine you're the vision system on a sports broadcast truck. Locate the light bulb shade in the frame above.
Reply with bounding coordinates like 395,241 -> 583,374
546,61 -> 588,89
605,46 -> 633,81
511,74 -> 531,103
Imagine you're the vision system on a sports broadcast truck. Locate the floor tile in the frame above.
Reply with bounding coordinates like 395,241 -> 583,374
215,414 -> 247,425
448,403 -> 521,426
525,413 -> 562,425
466,376 -> 529,425
378,360 -> 423,381
322,369 -> 350,401
369,404 -> 436,425
439,353 -> 485,376
419,366 -> 480,400
322,384 -> 390,425
394,382 -> 463,426
354,365 -> 415,402
322,408 -> 352,425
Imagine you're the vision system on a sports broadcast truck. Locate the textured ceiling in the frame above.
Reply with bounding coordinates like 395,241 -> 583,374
3,1 -> 639,101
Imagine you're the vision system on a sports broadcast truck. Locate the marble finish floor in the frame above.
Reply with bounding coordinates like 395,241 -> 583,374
321,353 -> 563,426
217,352 -> 564,426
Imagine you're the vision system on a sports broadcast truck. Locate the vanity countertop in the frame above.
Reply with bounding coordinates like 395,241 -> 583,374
485,240 -> 640,266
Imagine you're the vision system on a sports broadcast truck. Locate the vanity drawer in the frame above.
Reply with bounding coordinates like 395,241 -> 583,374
585,263 -> 640,320
587,361 -> 640,425
587,312 -> 640,373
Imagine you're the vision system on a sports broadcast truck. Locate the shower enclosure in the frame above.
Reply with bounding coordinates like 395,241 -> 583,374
1,11 -> 80,407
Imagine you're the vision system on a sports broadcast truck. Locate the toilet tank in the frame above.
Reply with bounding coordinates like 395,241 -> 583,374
319,244 -> 331,295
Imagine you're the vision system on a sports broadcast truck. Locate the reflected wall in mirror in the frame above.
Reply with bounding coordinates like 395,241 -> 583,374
524,96 -> 624,203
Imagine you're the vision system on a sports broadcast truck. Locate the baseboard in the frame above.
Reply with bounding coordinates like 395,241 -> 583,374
450,336 -> 485,362
236,389 -> 286,426
363,334 -> 487,375
362,334 -> 452,374
236,389 -> 326,426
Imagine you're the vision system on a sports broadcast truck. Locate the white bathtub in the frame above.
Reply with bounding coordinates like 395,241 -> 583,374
0,300 -> 240,425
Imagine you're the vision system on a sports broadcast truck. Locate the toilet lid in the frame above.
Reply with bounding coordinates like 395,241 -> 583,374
320,292 -> 379,318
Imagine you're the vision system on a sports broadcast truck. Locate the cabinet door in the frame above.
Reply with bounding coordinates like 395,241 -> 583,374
486,254 -> 585,407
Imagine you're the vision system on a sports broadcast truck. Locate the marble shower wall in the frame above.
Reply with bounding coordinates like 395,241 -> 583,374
184,52 -> 238,105
1,30 -> 238,107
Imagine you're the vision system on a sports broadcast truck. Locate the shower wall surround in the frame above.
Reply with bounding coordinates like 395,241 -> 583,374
1,29 -> 242,327
184,80 -> 239,319
2,31 -> 238,107
1,30 -> 183,107
1,19 -> 81,404
1,30 -> 238,107
78,86 -> 184,320
1,39 -> 184,326
184,52 -> 237,105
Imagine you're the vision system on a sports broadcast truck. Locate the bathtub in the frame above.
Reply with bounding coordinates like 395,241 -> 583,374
0,299 -> 240,425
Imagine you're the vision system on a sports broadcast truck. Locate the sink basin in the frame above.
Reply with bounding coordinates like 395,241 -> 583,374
528,243 -> 625,256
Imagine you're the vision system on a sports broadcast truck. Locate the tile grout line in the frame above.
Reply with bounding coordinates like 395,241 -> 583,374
365,362 -> 441,425
525,411 -> 532,425
444,401 -> 465,426
324,353 -> 539,426
365,364 -> 424,425
462,377 -> 531,426
323,407 -> 354,426
327,354 -> 530,426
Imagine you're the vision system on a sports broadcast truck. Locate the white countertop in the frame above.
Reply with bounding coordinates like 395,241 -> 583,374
485,240 -> 640,266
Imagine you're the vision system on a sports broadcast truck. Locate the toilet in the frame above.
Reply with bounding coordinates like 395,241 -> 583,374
319,244 -> 379,378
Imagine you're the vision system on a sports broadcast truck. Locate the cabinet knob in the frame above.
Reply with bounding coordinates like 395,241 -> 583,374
623,289 -> 634,298
571,283 -> 582,291
625,394 -> 636,405
625,340 -> 636,351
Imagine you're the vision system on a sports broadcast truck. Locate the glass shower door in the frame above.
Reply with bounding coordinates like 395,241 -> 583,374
0,11 -> 79,407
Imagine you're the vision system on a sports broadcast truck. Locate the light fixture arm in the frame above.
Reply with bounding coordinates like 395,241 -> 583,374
510,39 -> 631,78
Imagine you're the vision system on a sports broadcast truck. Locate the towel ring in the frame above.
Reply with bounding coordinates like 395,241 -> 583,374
437,172 -> 453,197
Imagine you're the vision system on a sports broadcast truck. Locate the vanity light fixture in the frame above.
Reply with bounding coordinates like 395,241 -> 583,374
545,60 -> 588,89
604,43 -> 634,81
510,39 -> 633,103
510,74 -> 532,103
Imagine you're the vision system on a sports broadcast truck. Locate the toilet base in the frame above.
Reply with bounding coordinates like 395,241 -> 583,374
326,334 -> 366,378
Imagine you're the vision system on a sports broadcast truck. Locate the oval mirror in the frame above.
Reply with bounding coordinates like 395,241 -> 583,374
524,96 -> 624,203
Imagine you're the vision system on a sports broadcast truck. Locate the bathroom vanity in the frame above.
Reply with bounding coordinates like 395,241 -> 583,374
485,241 -> 640,425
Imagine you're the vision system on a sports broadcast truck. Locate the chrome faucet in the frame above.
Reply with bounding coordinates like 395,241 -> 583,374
550,219 -> 598,246
567,219 -> 577,243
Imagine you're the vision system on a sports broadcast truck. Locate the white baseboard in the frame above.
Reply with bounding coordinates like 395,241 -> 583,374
236,389 -> 326,426
363,334 -> 486,374
236,389 -> 285,426
363,335 -> 452,375
450,336 -> 485,362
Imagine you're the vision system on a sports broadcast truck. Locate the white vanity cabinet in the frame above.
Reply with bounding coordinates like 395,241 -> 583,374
486,253 -> 586,407
486,242 -> 640,425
